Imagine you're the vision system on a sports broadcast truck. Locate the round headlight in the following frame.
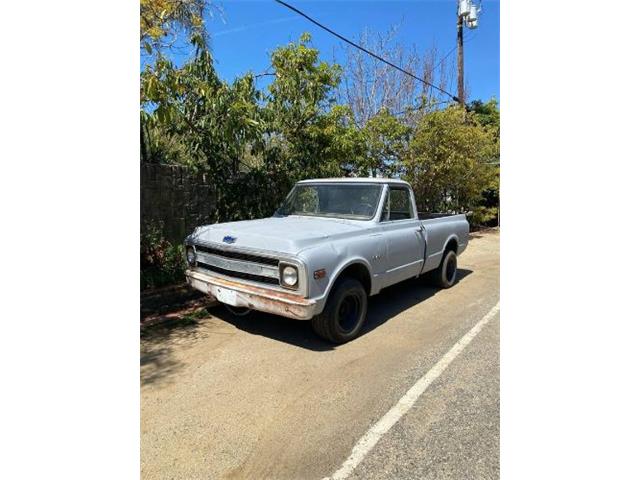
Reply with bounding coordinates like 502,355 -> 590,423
186,247 -> 196,266
281,266 -> 298,286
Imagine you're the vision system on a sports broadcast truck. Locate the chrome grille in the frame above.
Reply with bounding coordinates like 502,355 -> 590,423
196,262 -> 280,285
193,243 -> 282,287
193,244 -> 279,266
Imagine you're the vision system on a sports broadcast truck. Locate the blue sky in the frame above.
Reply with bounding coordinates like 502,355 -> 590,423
163,0 -> 499,103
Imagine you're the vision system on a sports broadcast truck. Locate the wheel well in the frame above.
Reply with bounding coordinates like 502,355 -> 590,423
444,238 -> 458,254
336,263 -> 372,296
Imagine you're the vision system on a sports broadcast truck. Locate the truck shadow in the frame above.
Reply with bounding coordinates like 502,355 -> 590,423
140,269 -> 474,385
212,268 -> 473,351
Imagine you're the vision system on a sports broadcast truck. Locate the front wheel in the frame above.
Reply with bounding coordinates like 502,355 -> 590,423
428,250 -> 458,288
311,277 -> 368,344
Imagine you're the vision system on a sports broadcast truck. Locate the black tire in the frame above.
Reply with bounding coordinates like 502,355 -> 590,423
311,277 -> 368,344
428,249 -> 458,288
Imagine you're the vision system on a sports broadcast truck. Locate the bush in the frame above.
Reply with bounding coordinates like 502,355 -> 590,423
468,206 -> 499,228
141,221 -> 185,290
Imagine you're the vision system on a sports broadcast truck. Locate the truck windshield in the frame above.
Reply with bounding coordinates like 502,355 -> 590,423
276,183 -> 383,220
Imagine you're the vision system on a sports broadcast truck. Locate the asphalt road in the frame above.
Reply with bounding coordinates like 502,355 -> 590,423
141,229 -> 500,480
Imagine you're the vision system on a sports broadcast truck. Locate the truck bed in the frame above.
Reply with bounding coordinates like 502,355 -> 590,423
418,212 -> 463,220
418,213 -> 470,274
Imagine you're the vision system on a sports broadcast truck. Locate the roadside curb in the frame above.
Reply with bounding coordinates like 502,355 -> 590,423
140,283 -> 216,328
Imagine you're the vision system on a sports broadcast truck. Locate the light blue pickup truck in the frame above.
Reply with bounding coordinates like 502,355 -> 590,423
185,178 -> 469,343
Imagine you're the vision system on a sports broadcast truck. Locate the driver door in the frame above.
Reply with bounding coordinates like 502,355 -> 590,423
380,186 -> 426,287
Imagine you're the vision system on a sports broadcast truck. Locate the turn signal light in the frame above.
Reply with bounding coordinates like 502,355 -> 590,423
314,269 -> 326,280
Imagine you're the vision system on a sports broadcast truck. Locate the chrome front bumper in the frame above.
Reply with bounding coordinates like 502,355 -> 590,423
185,269 -> 317,320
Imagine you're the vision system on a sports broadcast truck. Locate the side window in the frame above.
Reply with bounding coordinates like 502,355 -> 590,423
388,187 -> 414,221
380,187 -> 414,222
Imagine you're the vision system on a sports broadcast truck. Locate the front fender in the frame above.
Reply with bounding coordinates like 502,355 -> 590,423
329,257 -> 373,291
299,237 -> 376,310
312,257 -> 374,314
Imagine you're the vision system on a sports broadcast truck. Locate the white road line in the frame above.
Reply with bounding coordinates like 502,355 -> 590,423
325,302 -> 500,480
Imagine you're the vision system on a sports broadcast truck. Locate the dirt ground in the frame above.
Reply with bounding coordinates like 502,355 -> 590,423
141,229 -> 500,479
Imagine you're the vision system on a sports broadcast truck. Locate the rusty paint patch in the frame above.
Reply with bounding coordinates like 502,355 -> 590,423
185,269 -> 316,320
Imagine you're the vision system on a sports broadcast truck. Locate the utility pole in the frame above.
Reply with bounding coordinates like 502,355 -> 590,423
456,0 -> 480,108
457,13 -> 465,106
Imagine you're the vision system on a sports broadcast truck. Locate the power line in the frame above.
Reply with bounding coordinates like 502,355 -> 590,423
390,99 -> 454,117
434,30 -> 476,74
274,0 -> 461,104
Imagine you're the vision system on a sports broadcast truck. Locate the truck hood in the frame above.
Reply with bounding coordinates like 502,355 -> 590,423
187,216 -> 367,255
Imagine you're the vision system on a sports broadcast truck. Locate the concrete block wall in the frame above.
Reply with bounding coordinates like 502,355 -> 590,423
141,163 -> 216,243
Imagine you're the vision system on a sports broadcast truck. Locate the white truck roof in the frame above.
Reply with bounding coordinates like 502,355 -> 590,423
297,177 -> 410,186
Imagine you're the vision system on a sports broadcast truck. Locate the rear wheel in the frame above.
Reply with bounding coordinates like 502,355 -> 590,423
311,277 -> 368,344
429,250 -> 458,288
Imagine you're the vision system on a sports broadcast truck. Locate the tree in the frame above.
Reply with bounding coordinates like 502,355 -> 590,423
405,106 -> 498,216
469,97 -> 500,135
140,0 -> 212,53
468,98 -> 500,224
141,33 -> 365,221
339,24 -> 455,128
259,34 -> 365,183
140,30 -> 266,217
349,108 -> 410,177
142,31 -> 263,166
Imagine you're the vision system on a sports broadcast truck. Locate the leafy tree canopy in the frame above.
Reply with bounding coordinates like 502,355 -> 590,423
469,98 -> 500,134
355,108 -> 411,177
405,106 -> 498,216
139,10 -> 500,227
141,33 -> 367,220
140,0 -> 209,53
